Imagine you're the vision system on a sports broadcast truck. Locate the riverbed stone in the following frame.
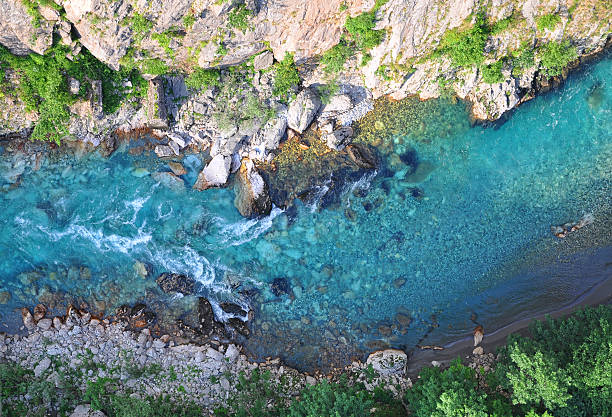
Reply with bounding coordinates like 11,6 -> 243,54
366,349 -> 407,376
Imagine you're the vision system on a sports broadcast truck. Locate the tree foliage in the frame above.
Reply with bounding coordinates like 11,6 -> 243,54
439,13 -> 489,67
272,53 -> 300,100
539,40 -> 577,76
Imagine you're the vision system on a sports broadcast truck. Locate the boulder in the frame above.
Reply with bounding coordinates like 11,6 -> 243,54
287,88 -> 322,133
250,107 -> 288,161
154,145 -> 174,158
167,161 -> 187,176
233,159 -> 272,218
320,94 -> 353,116
366,349 -> 407,376
324,126 -> 353,150
151,171 -> 185,191
69,404 -> 107,417
156,273 -> 196,295
193,155 -> 231,190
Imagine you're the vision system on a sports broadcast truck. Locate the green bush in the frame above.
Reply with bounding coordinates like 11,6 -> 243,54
490,14 -> 515,35
321,40 -> 353,74
123,13 -> 154,43
481,60 -> 504,84
345,12 -> 385,51
272,53 -> 300,99
228,4 -> 252,33
287,380 -> 373,417
538,40 -> 577,76
439,13 -> 489,67
185,68 -> 221,91
536,14 -> 561,31
405,359 -> 512,417
139,58 -> 169,76
496,305 -> 612,417
183,13 -> 196,30
511,41 -> 535,76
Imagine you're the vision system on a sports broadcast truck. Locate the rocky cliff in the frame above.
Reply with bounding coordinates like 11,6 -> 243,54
0,0 -> 610,213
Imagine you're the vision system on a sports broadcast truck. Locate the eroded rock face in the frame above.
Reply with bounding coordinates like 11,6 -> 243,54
366,349 -> 407,376
324,126 -> 353,151
0,0 -> 53,55
193,154 -> 232,190
233,159 -> 272,218
287,88 -> 322,133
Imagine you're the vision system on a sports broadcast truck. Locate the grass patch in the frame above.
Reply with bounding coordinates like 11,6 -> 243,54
227,4 -> 252,33
185,68 -> 221,91
536,14 -> 562,31
438,13 -> 489,67
321,39 -> 352,74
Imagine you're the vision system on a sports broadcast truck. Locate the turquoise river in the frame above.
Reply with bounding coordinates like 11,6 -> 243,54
0,52 -> 610,371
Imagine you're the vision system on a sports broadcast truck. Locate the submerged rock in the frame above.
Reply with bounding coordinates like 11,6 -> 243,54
151,171 -> 185,191
366,349 -> 407,376
234,159 -> 272,218
346,143 -> 378,170
287,89 -> 322,133
156,273 -> 196,295
271,277 -> 292,297
324,126 -> 353,151
193,155 -> 231,190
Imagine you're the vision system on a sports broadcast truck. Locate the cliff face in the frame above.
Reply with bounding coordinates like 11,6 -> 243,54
1,0 -> 610,126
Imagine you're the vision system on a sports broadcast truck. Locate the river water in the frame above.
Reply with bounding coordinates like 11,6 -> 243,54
0,52 -> 610,371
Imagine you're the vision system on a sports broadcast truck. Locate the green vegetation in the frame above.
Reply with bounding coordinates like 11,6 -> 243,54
272,53 -> 300,99
539,40 -> 577,76
0,43 -> 146,143
138,58 -> 169,76
536,14 -> 562,31
228,4 -> 252,33
0,306 -> 610,416
183,13 -> 196,30
321,39 -> 352,74
510,41 -> 535,76
122,13 -> 153,43
345,11 -> 385,52
438,13 -> 489,67
21,0 -> 62,28
495,305 -> 612,417
481,60 -> 504,84
339,2 -> 348,12
151,32 -> 173,58
490,14 -> 516,35
316,80 -> 339,105
185,68 -> 221,91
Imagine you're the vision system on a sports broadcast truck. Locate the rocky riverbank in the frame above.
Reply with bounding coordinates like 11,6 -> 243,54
1,305 -> 414,415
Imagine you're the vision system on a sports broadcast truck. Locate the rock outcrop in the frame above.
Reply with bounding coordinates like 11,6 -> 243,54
366,349 -> 408,376
193,155 -> 232,190
233,159 -> 272,218
287,88 -> 322,133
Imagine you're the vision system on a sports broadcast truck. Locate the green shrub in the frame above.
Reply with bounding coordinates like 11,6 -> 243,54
511,41 -> 535,76
228,4 -> 252,33
185,68 -> 221,91
183,13 -> 196,30
123,13 -> 153,43
151,32 -> 173,57
439,13 -> 489,67
321,40 -> 353,74
490,14 -> 515,35
536,14 -> 561,31
405,359 -> 513,417
481,60 -> 504,83
538,40 -> 577,76
316,80 -> 339,105
345,12 -> 385,51
287,380 -> 373,417
139,58 -> 169,75
272,52 -> 300,99
496,305 -> 612,417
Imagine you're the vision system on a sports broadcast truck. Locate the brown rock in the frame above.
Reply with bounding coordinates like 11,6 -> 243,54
33,304 -> 47,321
168,161 -> 187,176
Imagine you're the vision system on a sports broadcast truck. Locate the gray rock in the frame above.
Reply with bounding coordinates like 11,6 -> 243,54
146,79 -> 168,129
233,159 -> 272,218
0,0 -> 53,55
206,347 -> 224,362
168,140 -> 180,156
154,145 -> 174,158
34,357 -> 51,377
253,51 -> 274,70
69,404 -> 107,417
324,126 -> 353,151
224,344 -> 240,362
37,318 -> 52,331
287,89 -> 322,133
366,349 -> 407,376
69,78 -> 81,95
193,155 -> 231,190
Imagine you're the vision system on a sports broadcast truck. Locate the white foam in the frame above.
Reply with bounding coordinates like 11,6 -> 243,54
218,206 -> 283,247
40,223 -> 151,254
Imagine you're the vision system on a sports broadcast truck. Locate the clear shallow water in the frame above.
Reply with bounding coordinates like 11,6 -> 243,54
1,53 -> 611,370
